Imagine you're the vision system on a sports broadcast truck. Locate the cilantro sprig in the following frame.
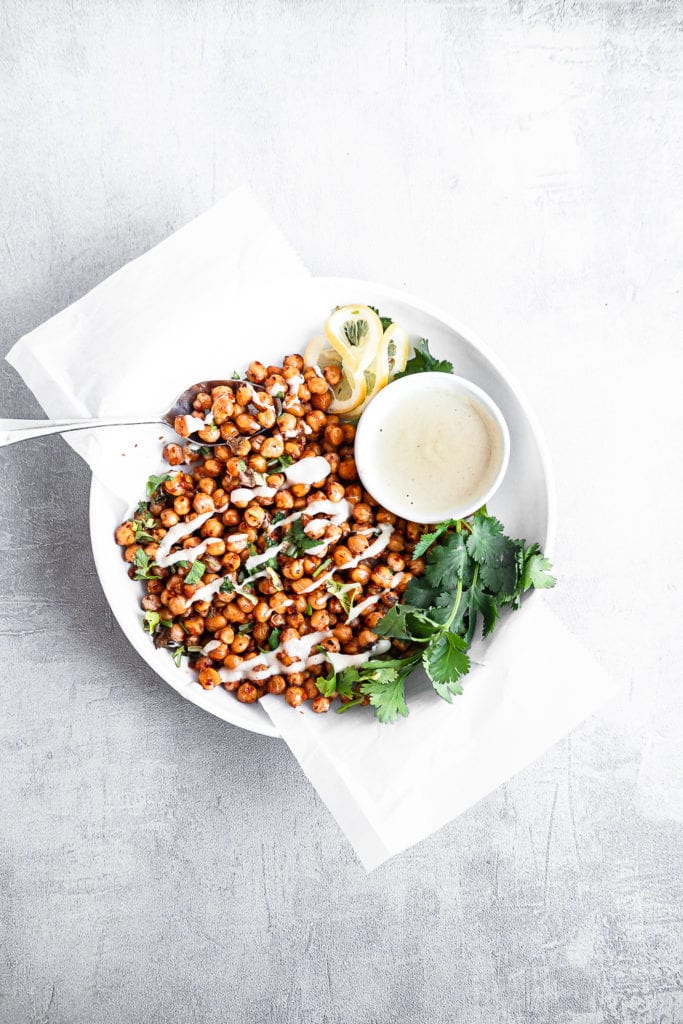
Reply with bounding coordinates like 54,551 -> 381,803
394,338 -> 454,378
331,511 -> 555,723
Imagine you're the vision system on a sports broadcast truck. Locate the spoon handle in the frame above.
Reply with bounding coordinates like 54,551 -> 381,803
0,416 -> 161,448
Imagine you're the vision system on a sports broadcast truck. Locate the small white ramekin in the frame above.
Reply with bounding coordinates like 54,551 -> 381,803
354,372 -> 511,524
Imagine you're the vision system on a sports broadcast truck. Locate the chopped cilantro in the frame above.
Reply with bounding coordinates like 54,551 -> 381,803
185,560 -> 206,586
312,558 -> 332,578
133,549 -> 157,581
143,611 -> 160,634
266,454 -> 295,472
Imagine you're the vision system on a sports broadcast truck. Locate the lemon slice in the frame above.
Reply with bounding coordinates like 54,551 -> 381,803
384,323 -> 409,376
325,305 -> 383,372
329,364 -> 367,414
304,335 -> 340,370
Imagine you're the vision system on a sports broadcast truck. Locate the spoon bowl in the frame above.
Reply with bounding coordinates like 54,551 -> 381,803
0,379 -> 282,448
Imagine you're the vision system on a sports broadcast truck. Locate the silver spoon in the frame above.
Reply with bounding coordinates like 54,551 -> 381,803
0,379 -> 282,448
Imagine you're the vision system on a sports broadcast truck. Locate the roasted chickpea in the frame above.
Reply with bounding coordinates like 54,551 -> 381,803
115,523 -> 136,546
211,395 -> 234,425
371,565 -> 394,588
310,609 -> 330,631
312,695 -> 330,713
237,683 -> 259,703
338,458 -> 357,481
347,533 -> 369,556
198,667 -> 221,689
192,493 -> 214,515
253,601 -> 272,623
247,361 -> 268,383
235,413 -> 260,435
163,443 -> 185,466
307,374 -> 329,396
332,546 -> 353,568
231,634 -> 251,654
174,496 -> 191,516
349,564 -> 371,585
268,675 -> 287,695
235,382 -> 254,406
282,559 -> 305,580
244,505 -> 266,529
285,686 -> 306,708
167,595 -> 189,616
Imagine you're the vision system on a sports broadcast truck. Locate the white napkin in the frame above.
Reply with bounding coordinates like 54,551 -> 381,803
264,598 -> 617,869
7,186 -> 309,502
6,188 -> 618,870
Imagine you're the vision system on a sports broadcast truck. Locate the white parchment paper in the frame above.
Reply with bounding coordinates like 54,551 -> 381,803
6,189 -> 618,870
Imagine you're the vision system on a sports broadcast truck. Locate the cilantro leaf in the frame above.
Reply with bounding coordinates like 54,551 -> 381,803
185,560 -> 206,586
423,633 -> 470,702
146,472 -> 172,498
219,578 -> 234,593
394,339 -> 454,379
133,548 -> 157,580
424,532 -> 472,591
335,666 -> 361,699
359,670 -> 409,724
143,611 -> 160,634
521,544 -> 556,592
403,575 -> 439,609
368,305 -> 394,332
316,665 -> 338,698
283,518 -> 321,557
412,520 -> 458,558
374,604 -> 440,642
267,628 -> 281,651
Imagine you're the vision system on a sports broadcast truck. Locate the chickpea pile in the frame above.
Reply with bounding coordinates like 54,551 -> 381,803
115,354 -> 427,713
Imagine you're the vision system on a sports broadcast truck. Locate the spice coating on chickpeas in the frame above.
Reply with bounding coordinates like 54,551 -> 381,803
115,355 -> 428,713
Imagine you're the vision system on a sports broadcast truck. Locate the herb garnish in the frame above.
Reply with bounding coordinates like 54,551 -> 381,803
326,578 -> 361,614
369,306 -> 394,332
283,518 -> 321,557
394,339 -> 454,378
185,560 -> 206,586
266,454 -> 295,472
133,549 -> 157,581
330,511 -> 555,723
145,472 -> 172,498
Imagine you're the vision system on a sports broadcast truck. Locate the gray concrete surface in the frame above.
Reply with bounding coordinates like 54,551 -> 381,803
1,2 -> 682,1022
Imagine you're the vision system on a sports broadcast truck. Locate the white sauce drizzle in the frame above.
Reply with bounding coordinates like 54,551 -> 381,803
190,574 -> 226,605
282,456 -> 331,486
160,540 -> 210,568
230,485 -> 278,503
286,373 -> 304,395
201,639 -> 222,656
181,414 -> 206,435
300,522 -> 394,594
346,593 -> 382,624
326,640 -> 391,672
155,508 -> 216,567
219,630 -> 329,684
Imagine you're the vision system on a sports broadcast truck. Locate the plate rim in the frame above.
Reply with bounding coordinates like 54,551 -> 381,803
88,275 -> 557,740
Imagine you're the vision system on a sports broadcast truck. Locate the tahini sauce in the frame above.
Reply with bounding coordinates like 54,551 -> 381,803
370,390 -> 504,520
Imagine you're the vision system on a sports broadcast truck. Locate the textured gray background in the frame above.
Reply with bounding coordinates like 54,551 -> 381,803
1,2 -> 682,1022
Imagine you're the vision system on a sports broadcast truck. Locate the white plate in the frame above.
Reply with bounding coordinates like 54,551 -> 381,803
89,277 -> 556,739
